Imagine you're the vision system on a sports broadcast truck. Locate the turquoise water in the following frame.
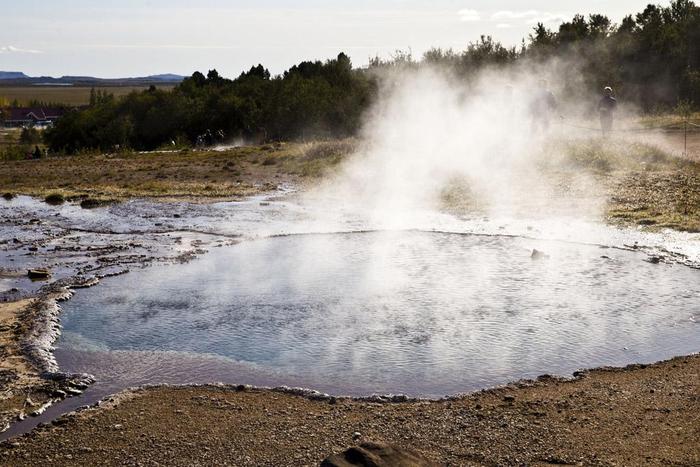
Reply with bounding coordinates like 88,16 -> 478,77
57,231 -> 700,397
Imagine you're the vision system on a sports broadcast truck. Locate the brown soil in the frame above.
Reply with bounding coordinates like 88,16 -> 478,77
0,355 -> 698,466
0,300 -> 77,432
0,300 -> 45,398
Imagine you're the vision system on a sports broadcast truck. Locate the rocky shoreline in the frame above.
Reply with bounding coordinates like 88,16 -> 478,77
0,354 -> 697,465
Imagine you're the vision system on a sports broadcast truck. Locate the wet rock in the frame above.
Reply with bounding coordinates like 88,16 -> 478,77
2,193 -> 15,201
531,249 -> 549,260
637,219 -> 657,226
31,404 -> 50,417
321,442 -> 436,467
27,269 -> 51,279
645,256 -> 662,264
52,417 -> 69,426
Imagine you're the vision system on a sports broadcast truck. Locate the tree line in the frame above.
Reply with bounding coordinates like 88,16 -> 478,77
44,0 -> 699,153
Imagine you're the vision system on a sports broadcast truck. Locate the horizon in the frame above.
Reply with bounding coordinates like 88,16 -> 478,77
3,0 -> 658,79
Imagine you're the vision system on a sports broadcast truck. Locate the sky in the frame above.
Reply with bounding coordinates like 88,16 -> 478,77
1,0 -> 660,78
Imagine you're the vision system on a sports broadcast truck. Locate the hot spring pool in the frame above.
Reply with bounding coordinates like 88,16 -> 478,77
56,231 -> 700,397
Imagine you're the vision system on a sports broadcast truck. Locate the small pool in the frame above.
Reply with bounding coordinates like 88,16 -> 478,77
56,231 -> 700,397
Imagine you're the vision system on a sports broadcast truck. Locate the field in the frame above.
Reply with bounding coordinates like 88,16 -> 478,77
0,128 -> 19,147
0,85 -> 174,106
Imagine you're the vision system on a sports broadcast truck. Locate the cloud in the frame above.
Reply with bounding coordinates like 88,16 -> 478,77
496,23 -> 512,29
0,45 -> 43,54
457,9 -> 481,22
491,10 -> 567,25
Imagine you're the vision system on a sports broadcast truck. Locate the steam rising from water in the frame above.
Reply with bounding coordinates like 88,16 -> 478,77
309,65 -> 609,231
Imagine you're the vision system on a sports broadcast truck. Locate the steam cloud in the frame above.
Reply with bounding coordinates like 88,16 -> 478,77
308,60 -> 610,232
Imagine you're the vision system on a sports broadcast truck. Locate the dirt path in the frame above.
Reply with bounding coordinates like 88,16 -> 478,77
0,355 -> 697,466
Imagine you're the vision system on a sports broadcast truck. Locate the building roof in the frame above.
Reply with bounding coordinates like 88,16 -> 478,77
2,107 -> 66,122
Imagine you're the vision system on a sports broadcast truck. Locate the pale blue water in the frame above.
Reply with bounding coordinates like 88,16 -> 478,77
57,231 -> 700,397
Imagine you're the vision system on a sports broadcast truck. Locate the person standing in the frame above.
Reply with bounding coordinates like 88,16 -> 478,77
598,86 -> 617,137
529,79 -> 557,133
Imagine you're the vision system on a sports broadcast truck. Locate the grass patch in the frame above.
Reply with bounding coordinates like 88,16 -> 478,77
538,136 -> 676,173
0,140 -> 357,200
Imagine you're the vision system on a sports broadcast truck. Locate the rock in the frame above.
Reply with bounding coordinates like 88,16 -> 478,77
27,268 -> 51,279
531,249 -> 549,260
321,442 -> 436,467
645,256 -> 661,264
2,193 -> 15,201
51,389 -> 67,398
352,432 -> 362,441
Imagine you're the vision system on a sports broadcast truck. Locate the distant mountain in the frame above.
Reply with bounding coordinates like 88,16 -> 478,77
0,71 -> 29,80
147,74 -> 185,82
0,72 -> 185,85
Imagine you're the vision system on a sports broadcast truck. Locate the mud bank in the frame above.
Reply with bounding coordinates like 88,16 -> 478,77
0,355 -> 698,466
0,207 -> 231,435
0,297 -> 93,434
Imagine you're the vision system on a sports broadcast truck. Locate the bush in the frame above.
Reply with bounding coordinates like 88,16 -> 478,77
44,193 -> 65,205
19,127 -> 41,145
0,145 -> 31,161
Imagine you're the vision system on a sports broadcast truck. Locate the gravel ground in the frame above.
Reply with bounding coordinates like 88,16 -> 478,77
1,355 -> 698,466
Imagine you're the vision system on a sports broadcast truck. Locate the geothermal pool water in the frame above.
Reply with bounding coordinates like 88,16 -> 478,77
55,230 -> 700,398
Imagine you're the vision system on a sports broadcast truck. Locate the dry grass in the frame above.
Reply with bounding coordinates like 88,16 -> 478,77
542,136 -> 700,231
0,128 -> 20,147
439,135 -> 700,232
0,141 -> 355,201
633,111 -> 700,129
